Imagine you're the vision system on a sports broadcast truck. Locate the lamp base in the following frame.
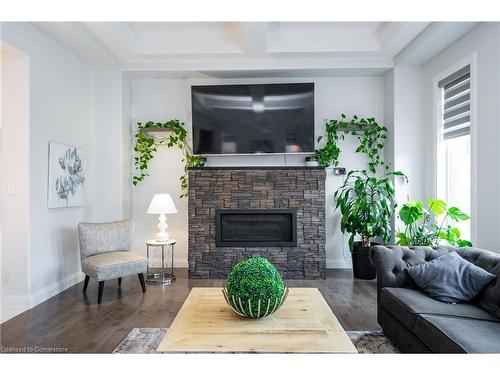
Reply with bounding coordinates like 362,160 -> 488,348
156,213 -> 170,242
156,232 -> 170,242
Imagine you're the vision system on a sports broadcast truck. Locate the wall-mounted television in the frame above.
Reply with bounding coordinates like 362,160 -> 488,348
191,82 -> 314,155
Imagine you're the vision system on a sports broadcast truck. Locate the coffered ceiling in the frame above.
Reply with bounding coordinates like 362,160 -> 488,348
34,22 -> 477,77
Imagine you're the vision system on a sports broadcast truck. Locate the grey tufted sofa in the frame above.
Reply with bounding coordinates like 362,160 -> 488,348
370,245 -> 500,353
78,220 -> 148,304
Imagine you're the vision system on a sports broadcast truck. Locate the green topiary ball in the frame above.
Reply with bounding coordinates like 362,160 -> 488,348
226,257 -> 285,303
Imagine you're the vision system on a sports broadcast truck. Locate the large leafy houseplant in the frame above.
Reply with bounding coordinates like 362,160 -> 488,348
395,199 -> 472,247
133,120 -> 205,197
315,114 -> 388,173
334,170 -> 407,251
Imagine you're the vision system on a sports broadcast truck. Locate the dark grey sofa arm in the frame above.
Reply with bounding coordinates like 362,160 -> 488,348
370,245 -> 407,290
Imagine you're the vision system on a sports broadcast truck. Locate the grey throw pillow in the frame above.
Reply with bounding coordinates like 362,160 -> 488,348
407,251 -> 496,303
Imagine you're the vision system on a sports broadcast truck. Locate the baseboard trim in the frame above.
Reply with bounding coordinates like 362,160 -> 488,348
29,271 -> 85,308
326,259 -> 352,269
1,294 -> 29,324
174,258 -> 188,268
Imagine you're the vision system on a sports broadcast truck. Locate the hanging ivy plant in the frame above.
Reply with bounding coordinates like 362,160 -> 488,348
133,120 -> 206,198
315,114 -> 388,174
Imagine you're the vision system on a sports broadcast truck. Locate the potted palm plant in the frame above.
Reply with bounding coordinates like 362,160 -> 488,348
334,170 -> 406,279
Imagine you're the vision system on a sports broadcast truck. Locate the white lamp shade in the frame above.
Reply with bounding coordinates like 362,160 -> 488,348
147,194 -> 178,214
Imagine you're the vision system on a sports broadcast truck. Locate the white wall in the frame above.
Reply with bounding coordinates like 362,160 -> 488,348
121,74 -> 132,219
383,67 -> 427,237
393,67 -> 426,205
1,23 -> 96,306
130,79 -> 190,267
1,24 -> 127,315
130,76 -> 385,269
94,69 -> 127,222
383,69 -> 396,239
0,44 -> 30,323
424,23 -> 500,252
383,70 -> 395,170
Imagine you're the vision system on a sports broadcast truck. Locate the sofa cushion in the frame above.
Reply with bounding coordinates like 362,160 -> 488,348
406,251 -> 496,303
381,287 -> 497,330
414,314 -> 500,353
370,245 -> 455,292
81,251 -> 147,281
456,247 -> 500,318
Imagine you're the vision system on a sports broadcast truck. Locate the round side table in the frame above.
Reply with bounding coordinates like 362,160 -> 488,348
146,239 -> 176,285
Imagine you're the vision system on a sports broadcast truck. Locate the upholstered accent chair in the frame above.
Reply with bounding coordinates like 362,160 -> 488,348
78,220 -> 147,304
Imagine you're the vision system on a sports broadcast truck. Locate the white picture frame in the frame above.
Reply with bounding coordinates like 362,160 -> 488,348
47,142 -> 86,208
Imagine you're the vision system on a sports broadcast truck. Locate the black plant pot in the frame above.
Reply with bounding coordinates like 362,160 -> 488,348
351,241 -> 378,280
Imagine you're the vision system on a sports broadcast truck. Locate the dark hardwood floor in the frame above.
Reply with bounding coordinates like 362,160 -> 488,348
0,269 -> 379,353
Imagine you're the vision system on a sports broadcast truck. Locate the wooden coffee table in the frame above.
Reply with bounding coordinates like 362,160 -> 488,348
157,287 -> 357,353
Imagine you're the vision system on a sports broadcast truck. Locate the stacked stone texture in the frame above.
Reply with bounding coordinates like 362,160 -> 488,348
188,168 -> 326,279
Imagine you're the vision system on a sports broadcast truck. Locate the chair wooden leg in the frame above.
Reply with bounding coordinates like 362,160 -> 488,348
98,281 -> 105,304
138,273 -> 146,293
118,277 -> 122,286
83,275 -> 90,292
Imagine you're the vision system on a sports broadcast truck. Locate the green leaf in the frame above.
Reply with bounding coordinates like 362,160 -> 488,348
428,199 -> 447,216
451,227 -> 461,238
348,234 -> 355,252
457,239 -> 473,247
437,231 -> 448,240
448,207 -> 470,221
399,201 -> 423,225
406,200 -> 424,209
395,232 -> 410,246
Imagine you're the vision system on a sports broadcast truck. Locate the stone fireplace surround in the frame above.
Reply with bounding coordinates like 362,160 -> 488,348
188,167 -> 326,279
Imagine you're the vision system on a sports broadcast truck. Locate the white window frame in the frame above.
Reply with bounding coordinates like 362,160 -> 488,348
432,54 -> 477,244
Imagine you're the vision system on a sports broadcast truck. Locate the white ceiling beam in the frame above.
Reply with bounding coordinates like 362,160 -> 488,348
125,68 -> 391,80
82,22 -> 134,60
267,23 -> 382,53
395,22 -> 478,65
34,22 -> 119,68
121,56 -> 394,72
378,22 -> 430,56
242,22 -> 269,56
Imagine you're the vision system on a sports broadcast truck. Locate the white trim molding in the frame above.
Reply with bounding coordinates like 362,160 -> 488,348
29,272 -> 85,309
0,294 -> 29,324
326,259 -> 352,269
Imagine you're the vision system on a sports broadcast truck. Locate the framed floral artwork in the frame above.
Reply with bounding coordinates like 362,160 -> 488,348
47,142 -> 86,208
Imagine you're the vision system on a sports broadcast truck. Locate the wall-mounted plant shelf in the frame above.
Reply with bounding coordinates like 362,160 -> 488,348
133,120 -> 206,196
336,124 -> 377,132
139,128 -> 174,138
139,128 -> 173,133
315,115 -> 388,172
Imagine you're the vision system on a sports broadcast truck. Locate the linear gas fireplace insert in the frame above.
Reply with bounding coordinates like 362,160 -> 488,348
216,209 -> 297,247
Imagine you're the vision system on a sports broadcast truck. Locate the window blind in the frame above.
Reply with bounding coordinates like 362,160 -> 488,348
438,65 -> 470,140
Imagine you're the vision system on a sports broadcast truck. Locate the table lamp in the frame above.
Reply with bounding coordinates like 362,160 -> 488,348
147,194 -> 178,242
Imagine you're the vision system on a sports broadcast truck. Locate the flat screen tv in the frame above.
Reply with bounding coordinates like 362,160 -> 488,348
191,83 -> 314,155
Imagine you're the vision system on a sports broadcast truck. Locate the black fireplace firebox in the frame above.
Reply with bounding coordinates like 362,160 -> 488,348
216,209 -> 297,247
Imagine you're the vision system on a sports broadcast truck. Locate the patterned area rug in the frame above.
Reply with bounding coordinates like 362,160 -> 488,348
113,328 -> 398,354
